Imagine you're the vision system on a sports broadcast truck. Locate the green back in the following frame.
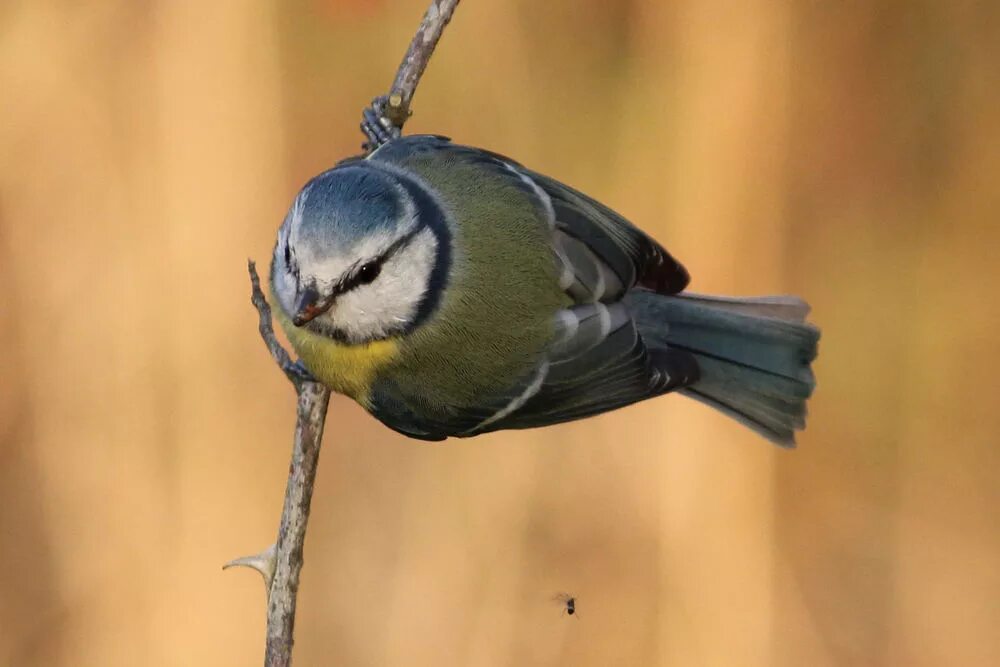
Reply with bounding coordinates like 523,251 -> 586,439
376,149 -> 570,414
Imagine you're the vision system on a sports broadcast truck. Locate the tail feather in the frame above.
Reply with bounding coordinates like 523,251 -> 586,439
626,291 -> 819,446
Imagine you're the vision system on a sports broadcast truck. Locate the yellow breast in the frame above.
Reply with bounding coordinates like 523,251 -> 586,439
274,307 -> 400,404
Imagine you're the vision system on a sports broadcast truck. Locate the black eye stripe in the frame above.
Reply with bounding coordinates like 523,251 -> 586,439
336,258 -> 383,294
334,225 -> 424,295
379,225 -> 422,261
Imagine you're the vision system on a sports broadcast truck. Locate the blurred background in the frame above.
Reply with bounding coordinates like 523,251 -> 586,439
1,0 -> 998,665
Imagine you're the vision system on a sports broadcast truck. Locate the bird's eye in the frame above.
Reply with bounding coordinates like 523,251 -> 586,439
356,262 -> 381,285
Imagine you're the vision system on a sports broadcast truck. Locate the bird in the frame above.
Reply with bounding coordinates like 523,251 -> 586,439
269,135 -> 819,445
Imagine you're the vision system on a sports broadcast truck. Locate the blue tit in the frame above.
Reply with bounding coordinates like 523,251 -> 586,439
270,136 -> 819,445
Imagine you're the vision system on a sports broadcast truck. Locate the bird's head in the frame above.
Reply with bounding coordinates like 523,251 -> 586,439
271,164 -> 446,344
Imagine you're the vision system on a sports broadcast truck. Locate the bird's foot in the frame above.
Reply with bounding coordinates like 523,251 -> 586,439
361,95 -> 403,152
287,359 -> 316,385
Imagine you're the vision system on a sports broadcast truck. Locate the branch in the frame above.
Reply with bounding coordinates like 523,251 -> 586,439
246,260 -> 314,386
361,0 -> 462,150
227,2 -> 463,665
264,379 -> 330,665
227,262 -> 331,667
385,0 -> 461,128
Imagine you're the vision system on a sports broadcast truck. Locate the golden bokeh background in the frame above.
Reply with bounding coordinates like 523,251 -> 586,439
1,1 -> 998,665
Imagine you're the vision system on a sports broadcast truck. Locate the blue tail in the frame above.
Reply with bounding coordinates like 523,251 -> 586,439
626,290 -> 820,446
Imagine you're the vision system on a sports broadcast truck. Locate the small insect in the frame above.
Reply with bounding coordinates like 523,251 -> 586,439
554,593 -> 577,616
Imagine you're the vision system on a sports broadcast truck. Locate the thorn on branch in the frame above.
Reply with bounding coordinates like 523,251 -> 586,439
224,544 -> 278,596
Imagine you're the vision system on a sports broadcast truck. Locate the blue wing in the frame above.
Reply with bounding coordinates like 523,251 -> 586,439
467,302 -> 698,434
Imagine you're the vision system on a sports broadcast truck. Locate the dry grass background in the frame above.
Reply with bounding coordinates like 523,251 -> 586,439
1,1 -> 998,665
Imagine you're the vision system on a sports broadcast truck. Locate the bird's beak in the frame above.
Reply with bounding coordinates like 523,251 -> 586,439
292,286 -> 334,326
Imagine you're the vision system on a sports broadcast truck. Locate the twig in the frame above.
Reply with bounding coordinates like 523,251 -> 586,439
385,0 -> 461,128
246,261 -> 314,386
227,2 -> 462,664
228,263 -> 332,667
264,379 -> 330,665
361,0 -> 462,150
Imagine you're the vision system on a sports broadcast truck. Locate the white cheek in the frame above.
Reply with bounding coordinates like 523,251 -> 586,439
325,228 -> 437,341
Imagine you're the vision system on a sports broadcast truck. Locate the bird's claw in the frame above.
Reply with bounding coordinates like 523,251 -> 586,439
286,359 -> 316,385
361,95 -> 403,152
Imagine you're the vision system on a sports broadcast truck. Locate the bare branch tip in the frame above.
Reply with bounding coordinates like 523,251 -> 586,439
246,256 -> 310,386
248,260 -> 266,309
